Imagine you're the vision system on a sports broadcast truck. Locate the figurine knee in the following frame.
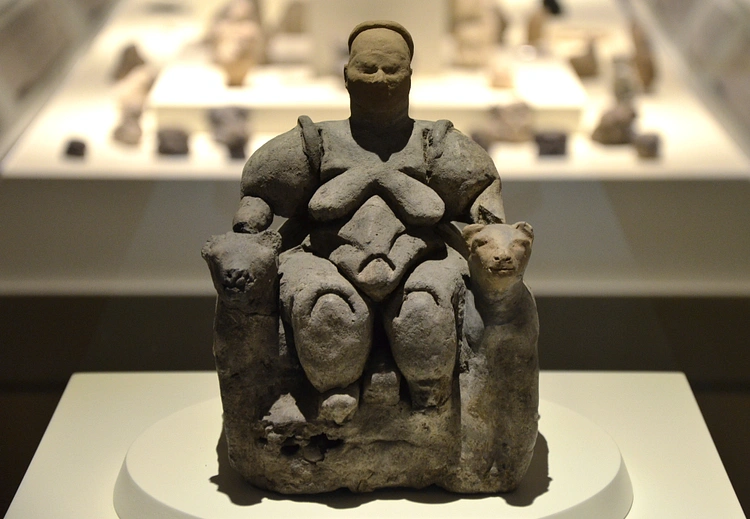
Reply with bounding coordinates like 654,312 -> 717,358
401,249 -> 468,319
290,286 -> 373,393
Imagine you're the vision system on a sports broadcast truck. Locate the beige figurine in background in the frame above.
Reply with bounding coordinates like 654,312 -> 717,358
631,20 -> 657,92
208,0 -> 264,87
112,63 -> 159,145
451,0 -> 508,67
569,38 -> 599,78
527,6 -> 546,47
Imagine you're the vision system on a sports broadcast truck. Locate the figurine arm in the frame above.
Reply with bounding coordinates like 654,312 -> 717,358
234,116 -> 321,233
233,195 -> 274,233
426,120 -> 505,224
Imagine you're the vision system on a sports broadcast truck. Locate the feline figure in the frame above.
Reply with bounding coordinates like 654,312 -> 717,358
461,222 -> 539,491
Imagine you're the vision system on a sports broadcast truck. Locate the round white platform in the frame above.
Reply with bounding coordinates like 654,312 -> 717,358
114,398 -> 633,519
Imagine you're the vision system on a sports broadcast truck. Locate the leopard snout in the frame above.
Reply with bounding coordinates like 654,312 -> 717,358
491,254 -> 514,270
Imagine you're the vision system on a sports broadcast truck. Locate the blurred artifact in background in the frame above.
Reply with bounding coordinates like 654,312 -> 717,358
208,0 -> 264,86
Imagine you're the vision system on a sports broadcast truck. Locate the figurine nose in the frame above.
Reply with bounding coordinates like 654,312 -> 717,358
494,254 -> 512,265
368,69 -> 386,82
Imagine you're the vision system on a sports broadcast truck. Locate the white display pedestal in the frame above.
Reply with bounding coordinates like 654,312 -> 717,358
5,372 -> 747,518
113,398 -> 632,519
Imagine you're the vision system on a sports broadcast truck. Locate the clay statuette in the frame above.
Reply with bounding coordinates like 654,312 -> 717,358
203,21 -> 539,494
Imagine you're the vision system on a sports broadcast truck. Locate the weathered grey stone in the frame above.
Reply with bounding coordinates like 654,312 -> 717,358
535,131 -> 567,155
64,139 -> 86,158
208,107 -> 250,159
452,221 -> 539,491
111,44 -> 145,81
613,55 -> 639,104
157,128 -> 190,155
569,38 -> 598,78
543,0 -> 563,16
232,195 -> 273,234
592,103 -> 637,145
203,20 -> 538,495
634,132 -> 661,159
472,102 -> 534,150
263,394 -> 306,426
202,230 -> 281,314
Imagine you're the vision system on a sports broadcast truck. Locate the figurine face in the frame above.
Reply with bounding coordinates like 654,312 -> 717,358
227,0 -> 254,20
345,28 -> 412,114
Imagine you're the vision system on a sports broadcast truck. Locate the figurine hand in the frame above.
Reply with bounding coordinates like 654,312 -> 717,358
232,195 -> 274,233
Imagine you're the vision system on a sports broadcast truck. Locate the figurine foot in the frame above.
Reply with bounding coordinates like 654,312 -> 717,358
318,383 -> 360,424
362,369 -> 401,406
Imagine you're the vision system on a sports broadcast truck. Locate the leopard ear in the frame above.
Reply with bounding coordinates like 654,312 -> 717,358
514,221 -> 534,240
462,223 -> 484,245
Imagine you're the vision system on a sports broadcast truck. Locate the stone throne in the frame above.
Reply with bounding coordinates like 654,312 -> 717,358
202,20 -> 539,495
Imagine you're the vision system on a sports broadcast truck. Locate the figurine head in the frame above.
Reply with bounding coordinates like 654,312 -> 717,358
224,0 -> 255,21
344,21 -> 413,122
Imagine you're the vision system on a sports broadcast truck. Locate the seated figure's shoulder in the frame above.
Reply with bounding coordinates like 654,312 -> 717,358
316,119 -> 349,134
425,120 -> 497,176
315,119 -> 356,158
241,116 -> 321,218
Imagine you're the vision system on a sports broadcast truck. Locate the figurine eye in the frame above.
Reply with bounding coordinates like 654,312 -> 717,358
362,64 -> 378,74
472,238 -> 488,251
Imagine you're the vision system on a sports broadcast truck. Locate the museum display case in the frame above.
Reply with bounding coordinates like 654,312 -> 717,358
0,0 -> 748,298
640,0 -> 750,153
0,0 -> 115,159
1,0 -> 749,516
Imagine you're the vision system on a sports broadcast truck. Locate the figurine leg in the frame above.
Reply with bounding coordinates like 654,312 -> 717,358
279,249 -> 373,394
385,249 -> 467,408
